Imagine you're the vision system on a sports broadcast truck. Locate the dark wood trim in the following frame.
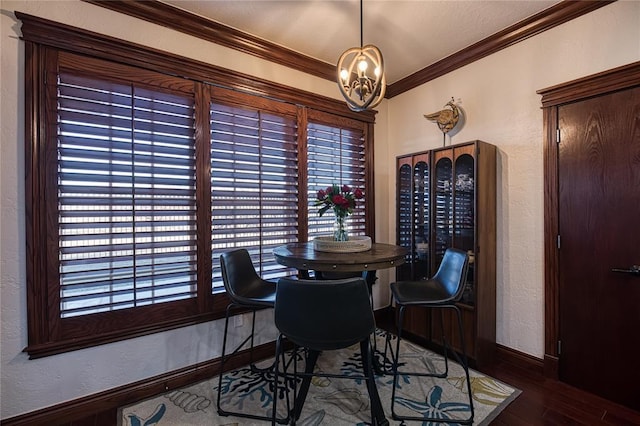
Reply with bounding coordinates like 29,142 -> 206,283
365,121 -> 376,240
538,61 -> 640,382
81,0 -> 613,99
297,106 -> 310,242
24,41 -> 47,346
26,307 -> 230,359
81,0 -> 337,83
195,83 -> 214,313
544,353 -> 560,379
16,12 -> 374,123
2,341 -> 277,426
537,60 -> 640,107
388,1 -> 614,97
542,105 -> 560,378
496,343 -> 544,376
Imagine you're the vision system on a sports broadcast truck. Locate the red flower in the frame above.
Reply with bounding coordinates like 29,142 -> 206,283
313,183 -> 363,218
332,194 -> 349,207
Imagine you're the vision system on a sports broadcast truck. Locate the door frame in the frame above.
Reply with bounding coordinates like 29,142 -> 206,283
537,61 -> 640,378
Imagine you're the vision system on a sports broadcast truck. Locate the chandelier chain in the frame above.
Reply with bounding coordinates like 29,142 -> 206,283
360,0 -> 363,48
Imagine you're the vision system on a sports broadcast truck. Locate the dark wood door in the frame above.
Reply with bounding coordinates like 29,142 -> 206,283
558,86 -> 640,411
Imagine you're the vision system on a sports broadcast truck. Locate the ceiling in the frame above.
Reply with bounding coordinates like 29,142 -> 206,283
160,0 -> 560,85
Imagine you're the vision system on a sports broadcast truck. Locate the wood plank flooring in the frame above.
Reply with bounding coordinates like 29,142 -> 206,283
483,356 -> 640,425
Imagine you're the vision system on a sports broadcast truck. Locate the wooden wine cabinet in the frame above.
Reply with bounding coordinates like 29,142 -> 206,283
396,140 -> 496,367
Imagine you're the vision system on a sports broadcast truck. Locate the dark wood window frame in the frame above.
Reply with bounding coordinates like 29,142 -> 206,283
19,12 -> 376,358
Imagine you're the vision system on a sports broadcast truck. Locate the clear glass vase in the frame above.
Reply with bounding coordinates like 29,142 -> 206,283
333,214 -> 349,241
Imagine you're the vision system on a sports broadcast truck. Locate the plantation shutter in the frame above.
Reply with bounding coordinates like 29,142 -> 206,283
57,72 -> 197,318
307,119 -> 367,239
23,23 -> 375,355
210,95 -> 299,287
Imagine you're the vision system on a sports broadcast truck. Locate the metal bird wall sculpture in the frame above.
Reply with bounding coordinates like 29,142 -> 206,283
424,97 -> 461,134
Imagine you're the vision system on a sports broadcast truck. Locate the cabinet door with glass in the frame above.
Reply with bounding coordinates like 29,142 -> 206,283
396,153 -> 430,281
396,157 -> 413,281
396,152 -> 431,338
434,144 -> 476,305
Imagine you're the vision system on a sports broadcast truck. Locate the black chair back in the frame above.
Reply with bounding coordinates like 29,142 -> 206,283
220,248 -> 274,307
274,277 -> 375,351
432,247 -> 470,301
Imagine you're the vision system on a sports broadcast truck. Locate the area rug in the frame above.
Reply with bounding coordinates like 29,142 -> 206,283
120,330 -> 520,425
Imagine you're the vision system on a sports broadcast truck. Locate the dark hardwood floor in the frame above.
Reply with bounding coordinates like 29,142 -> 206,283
484,356 -> 640,425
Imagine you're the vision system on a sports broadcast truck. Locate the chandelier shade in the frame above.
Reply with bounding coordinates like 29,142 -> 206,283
336,0 -> 386,112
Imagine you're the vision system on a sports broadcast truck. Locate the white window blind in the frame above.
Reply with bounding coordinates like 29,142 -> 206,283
210,101 -> 299,287
57,73 -> 197,318
307,122 -> 366,239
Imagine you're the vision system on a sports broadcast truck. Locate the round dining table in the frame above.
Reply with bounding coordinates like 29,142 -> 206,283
272,241 -> 408,277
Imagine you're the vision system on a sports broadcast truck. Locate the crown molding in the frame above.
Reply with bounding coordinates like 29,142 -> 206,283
17,11 -> 374,125
83,0 -> 614,99
82,0 -> 336,81
386,0 -> 615,97
537,60 -> 640,107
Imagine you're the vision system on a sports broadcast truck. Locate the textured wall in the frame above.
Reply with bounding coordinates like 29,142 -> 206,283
0,0 -> 344,418
383,1 -> 640,358
1,0 -> 639,419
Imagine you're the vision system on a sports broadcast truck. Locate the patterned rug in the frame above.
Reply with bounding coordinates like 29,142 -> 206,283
120,331 -> 520,425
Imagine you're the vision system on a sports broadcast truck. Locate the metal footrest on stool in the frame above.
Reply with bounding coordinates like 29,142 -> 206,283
390,305 -> 474,424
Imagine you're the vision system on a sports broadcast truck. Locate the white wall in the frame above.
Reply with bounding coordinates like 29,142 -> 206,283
384,1 -> 639,357
0,0 -> 395,419
1,0 -> 639,420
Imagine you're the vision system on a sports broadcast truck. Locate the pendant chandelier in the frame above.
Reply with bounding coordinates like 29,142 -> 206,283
337,0 -> 386,112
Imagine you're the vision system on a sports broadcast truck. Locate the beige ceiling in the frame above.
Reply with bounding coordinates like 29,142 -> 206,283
161,0 -> 560,85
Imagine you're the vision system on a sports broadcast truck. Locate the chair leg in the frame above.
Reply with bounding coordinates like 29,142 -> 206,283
451,304 -> 474,423
391,304 -> 474,424
390,304 -> 405,420
216,303 -> 233,416
271,334 -> 292,425
380,303 -> 400,375
247,309 -> 275,373
272,335 -> 280,426
360,339 -> 389,426
292,349 -> 320,422
249,309 -> 257,366
218,304 -> 289,423
438,309 -> 450,377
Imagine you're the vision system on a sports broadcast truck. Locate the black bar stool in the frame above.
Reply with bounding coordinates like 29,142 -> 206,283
389,247 -> 474,424
217,248 -> 290,424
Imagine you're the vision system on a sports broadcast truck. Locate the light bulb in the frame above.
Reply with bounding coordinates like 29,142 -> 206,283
374,67 -> 381,78
357,58 -> 368,73
340,69 -> 349,82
